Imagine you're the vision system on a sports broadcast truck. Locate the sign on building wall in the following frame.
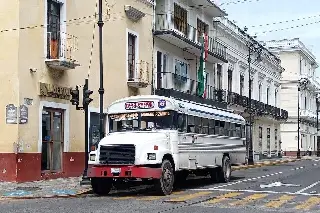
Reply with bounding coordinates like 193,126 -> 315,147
6,104 -> 17,124
39,82 -> 71,100
19,105 -> 28,124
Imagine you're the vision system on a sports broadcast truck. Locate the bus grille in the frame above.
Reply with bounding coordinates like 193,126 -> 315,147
99,144 -> 135,165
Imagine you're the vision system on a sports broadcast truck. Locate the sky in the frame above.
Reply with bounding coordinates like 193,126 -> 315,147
216,0 -> 320,76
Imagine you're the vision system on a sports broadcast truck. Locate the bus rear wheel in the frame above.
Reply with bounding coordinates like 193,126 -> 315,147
218,156 -> 231,183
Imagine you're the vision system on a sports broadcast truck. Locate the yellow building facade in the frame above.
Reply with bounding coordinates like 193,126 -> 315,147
0,0 -> 153,182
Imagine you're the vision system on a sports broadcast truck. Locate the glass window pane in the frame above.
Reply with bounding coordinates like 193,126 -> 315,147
52,142 -> 62,171
52,112 -> 62,142
41,142 -> 50,170
42,110 -> 51,141
187,115 -> 195,133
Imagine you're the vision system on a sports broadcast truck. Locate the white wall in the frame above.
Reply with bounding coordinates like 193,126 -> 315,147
216,18 -> 282,107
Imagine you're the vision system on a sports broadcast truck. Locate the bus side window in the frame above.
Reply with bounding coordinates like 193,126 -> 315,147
215,120 -> 220,135
209,119 -> 215,135
230,123 -> 236,137
219,121 -> 225,135
194,116 -> 201,133
177,113 -> 186,132
225,122 -> 230,136
202,118 -> 209,135
235,124 -> 241,137
241,125 -> 245,138
187,115 -> 195,133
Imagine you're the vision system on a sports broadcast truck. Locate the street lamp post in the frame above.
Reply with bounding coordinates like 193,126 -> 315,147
98,0 -> 105,140
316,97 -> 319,156
297,78 -> 308,159
247,42 -> 262,165
297,86 -> 301,159
247,47 -> 254,165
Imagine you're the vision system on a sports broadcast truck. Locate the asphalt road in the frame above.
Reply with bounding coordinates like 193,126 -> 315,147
1,158 -> 320,213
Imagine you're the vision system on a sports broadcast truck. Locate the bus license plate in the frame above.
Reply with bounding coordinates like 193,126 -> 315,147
111,168 -> 121,174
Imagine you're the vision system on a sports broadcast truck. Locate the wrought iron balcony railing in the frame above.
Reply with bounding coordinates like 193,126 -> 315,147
227,91 -> 288,120
46,31 -> 78,61
155,72 -> 226,104
154,14 -> 227,60
127,59 -> 150,88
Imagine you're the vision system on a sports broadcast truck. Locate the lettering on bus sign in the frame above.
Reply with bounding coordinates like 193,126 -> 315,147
125,101 -> 155,110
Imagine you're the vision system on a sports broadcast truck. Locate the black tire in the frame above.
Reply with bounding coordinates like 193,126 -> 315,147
218,156 -> 231,183
154,159 -> 174,195
91,177 -> 113,196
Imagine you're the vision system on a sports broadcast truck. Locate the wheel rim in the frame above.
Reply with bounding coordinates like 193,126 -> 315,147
224,159 -> 231,179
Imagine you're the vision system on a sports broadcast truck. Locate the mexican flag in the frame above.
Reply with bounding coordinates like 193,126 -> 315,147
197,33 -> 208,97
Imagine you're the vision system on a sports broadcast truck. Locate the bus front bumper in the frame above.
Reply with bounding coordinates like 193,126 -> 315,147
88,165 -> 162,179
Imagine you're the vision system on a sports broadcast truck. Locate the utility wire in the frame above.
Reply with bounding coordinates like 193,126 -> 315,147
0,14 -> 96,33
87,0 -> 99,79
0,14 -> 132,34
219,0 -> 261,6
250,14 -> 320,28
254,20 -> 320,35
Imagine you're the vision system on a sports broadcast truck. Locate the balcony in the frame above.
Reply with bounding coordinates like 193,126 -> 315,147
299,74 -> 320,91
45,32 -> 80,71
127,60 -> 150,88
227,91 -> 288,121
154,14 -> 227,63
154,72 -> 227,109
300,109 -> 317,121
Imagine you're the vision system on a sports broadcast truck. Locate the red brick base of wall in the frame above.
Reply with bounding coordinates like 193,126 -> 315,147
282,151 -> 317,157
0,152 -> 85,182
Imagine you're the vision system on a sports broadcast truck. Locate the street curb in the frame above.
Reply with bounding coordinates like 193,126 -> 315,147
0,188 -> 92,201
231,158 -> 302,171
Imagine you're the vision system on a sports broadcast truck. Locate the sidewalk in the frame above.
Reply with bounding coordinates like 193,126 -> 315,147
232,155 -> 318,171
0,156 -> 317,200
0,177 -> 91,200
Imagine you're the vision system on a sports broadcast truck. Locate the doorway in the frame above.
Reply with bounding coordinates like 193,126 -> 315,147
41,108 -> 64,172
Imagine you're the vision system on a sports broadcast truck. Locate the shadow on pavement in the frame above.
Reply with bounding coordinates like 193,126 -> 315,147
95,175 -> 246,197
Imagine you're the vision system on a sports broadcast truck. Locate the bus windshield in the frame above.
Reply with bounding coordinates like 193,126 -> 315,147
109,111 -> 173,132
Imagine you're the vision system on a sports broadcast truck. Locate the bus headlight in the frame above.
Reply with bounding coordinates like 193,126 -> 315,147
89,154 -> 96,161
147,153 -> 156,160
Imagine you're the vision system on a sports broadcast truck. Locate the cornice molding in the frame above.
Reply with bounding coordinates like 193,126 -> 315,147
274,81 -> 281,87
250,67 -> 258,75
238,61 -> 248,70
258,72 -> 266,79
266,77 -> 273,83
227,53 -> 239,64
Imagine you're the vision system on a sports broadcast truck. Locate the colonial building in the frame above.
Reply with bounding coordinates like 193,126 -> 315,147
263,38 -> 320,156
0,0 -> 153,182
152,0 -> 288,161
153,0 -> 229,110
213,18 -> 288,160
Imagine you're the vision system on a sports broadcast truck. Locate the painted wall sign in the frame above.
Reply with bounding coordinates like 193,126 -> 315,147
125,101 -> 154,110
19,105 -> 28,124
6,104 -> 17,124
39,82 -> 71,100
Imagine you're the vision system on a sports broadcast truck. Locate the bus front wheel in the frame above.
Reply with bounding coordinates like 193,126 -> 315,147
154,159 -> 174,195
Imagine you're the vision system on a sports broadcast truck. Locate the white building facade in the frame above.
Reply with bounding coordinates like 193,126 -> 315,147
213,18 -> 288,160
263,38 -> 320,156
152,0 -> 288,160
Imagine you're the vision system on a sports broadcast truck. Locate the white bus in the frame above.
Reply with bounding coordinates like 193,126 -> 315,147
88,95 -> 247,195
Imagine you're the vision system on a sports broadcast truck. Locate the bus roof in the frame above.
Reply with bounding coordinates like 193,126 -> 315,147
107,95 -> 245,124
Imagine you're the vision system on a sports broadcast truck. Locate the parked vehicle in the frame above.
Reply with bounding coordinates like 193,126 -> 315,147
88,95 -> 247,195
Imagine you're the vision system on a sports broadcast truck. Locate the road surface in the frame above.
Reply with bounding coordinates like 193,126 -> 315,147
1,158 -> 320,213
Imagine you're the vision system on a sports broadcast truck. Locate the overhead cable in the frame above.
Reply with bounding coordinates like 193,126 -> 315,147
250,14 -> 320,28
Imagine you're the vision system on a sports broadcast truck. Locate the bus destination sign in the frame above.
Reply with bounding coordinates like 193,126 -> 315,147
125,101 -> 155,110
